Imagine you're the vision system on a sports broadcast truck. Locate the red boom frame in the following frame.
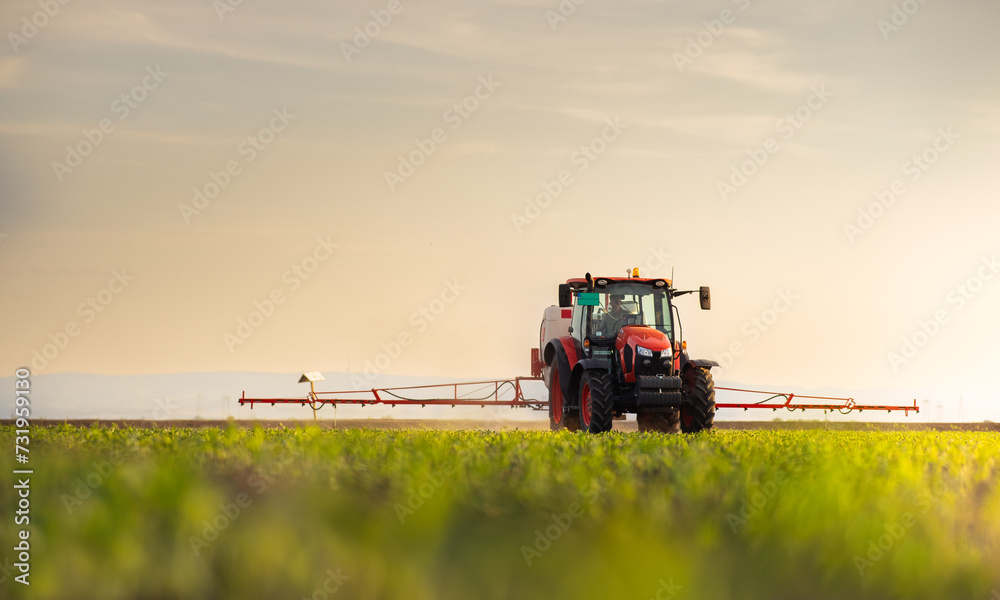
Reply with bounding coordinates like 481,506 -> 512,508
239,378 -> 919,416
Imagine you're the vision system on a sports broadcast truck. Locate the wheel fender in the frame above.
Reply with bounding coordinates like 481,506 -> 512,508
545,337 -> 582,402
679,353 -> 719,372
570,359 -> 611,403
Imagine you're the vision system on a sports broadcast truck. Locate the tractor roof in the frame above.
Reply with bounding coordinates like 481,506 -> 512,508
565,276 -> 672,289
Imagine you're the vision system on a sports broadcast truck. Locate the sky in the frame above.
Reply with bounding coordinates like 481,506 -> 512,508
1,0 -> 998,418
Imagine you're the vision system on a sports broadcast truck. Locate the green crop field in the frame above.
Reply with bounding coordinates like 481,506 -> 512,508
3,425 -> 999,600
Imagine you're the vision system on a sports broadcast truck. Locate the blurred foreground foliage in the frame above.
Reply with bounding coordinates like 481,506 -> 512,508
2,424 -> 999,600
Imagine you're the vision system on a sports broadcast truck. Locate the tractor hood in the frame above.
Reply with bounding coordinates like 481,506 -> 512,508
615,325 -> 676,382
616,325 -> 672,353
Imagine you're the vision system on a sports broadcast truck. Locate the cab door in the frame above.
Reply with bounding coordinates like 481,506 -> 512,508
570,302 -> 587,347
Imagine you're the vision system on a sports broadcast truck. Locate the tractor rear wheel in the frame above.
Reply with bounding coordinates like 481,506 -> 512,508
680,367 -> 716,433
637,409 -> 680,433
548,365 -> 565,431
584,371 -> 614,434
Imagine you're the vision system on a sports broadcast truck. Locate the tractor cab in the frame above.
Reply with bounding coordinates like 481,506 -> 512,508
577,284 -> 674,342
568,280 -> 677,381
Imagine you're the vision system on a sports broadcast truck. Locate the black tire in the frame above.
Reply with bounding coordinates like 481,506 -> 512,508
637,409 -> 680,433
561,367 -> 581,432
548,365 -> 565,431
680,367 -> 715,433
583,371 -> 614,434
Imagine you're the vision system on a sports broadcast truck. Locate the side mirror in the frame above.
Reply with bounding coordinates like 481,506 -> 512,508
558,284 -> 572,308
699,286 -> 711,310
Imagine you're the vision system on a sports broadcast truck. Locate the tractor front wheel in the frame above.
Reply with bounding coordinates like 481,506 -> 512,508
680,367 -> 716,433
584,371 -> 614,434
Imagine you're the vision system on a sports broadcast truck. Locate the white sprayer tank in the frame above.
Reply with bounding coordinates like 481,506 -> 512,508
539,305 -> 571,388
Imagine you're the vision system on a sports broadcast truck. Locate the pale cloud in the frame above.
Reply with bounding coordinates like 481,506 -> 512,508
633,114 -> 779,146
688,50 -> 819,93
54,7 -> 339,72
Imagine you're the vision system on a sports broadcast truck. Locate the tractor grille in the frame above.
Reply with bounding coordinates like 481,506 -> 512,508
633,350 -> 672,378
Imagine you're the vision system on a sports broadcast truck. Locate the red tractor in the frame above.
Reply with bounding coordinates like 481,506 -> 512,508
534,269 -> 717,434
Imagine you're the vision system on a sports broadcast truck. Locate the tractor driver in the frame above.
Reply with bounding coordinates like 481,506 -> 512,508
602,294 -> 632,330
